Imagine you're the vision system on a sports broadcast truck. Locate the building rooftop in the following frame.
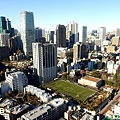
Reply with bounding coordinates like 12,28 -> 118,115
83,76 -> 100,82
49,98 -> 67,108
22,104 -> 51,119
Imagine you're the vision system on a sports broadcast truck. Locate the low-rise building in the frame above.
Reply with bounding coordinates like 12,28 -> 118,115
21,98 -> 68,120
0,99 -> 17,120
24,85 -> 52,103
78,76 -> 102,88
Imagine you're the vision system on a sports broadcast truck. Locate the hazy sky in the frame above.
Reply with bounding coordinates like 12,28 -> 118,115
0,0 -> 120,32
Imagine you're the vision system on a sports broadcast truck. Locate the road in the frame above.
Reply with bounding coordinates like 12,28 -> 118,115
99,90 -> 120,115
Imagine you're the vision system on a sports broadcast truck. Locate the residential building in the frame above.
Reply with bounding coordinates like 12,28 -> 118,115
5,71 -> 28,93
56,24 -> 66,47
32,42 -> 57,85
20,11 -> 35,56
78,76 -> 102,88
24,85 -> 52,103
99,27 -> 106,45
0,33 -> 10,46
21,98 -> 68,120
0,99 -> 17,120
73,42 -> 87,63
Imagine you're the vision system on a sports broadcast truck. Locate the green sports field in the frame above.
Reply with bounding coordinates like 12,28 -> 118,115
45,80 -> 96,101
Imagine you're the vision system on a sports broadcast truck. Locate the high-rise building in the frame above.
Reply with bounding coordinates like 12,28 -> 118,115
115,28 -> 120,37
50,31 -> 54,43
32,42 -> 57,85
67,21 -> 79,47
99,27 -> 106,45
20,11 -> 35,56
0,33 -> 10,46
73,42 -> 87,62
56,24 -> 66,47
34,27 -> 42,41
0,17 -> 14,37
79,26 -> 87,44
45,31 -> 50,42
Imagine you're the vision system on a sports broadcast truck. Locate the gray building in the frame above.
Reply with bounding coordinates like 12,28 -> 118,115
20,11 -> 35,56
32,42 -> 57,85
56,24 -> 66,47
34,27 -> 42,41
99,27 -> 106,45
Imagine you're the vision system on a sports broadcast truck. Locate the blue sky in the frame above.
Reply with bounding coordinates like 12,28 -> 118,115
0,0 -> 120,32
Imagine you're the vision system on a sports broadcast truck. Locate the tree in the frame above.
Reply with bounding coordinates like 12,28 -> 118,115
90,70 -> 100,78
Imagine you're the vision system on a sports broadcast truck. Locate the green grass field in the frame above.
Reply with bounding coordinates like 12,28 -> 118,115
45,80 -> 96,102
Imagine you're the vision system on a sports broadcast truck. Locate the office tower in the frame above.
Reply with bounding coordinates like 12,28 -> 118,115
32,42 -> 57,85
79,26 -> 87,44
115,28 -> 120,37
73,42 -> 87,62
99,27 -> 106,45
66,21 -> 79,47
5,71 -> 28,93
50,31 -> 54,43
0,33 -> 10,46
35,27 -> 42,41
0,17 -> 14,37
56,24 -> 66,47
45,31 -> 50,42
8,36 -> 18,54
20,11 -> 35,56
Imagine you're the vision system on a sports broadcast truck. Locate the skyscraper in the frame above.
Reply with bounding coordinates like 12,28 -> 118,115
73,42 -> 87,62
35,27 -> 42,41
79,26 -> 87,44
0,17 -> 14,37
66,21 -> 79,47
32,42 -> 57,86
56,24 -> 66,47
99,27 -> 106,45
20,11 -> 35,56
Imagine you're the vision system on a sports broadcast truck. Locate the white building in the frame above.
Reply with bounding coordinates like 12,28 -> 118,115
99,27 -> 106,45
5,71 -> 28,93
0,99 -> 17,120
32,42 -> 57,85
107,60 -> 114,74
24,85 -> 52,103
78,76 -> 102,88
20,11 -> 35,56
79,26 -> 87,44
0,33 -> 10,46
21,98 -> 68,120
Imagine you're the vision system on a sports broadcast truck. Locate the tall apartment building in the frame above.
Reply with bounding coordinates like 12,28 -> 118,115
32,42 -> 57,85
99,27 -> 106,45
20,11 -> 35,56
5,71 -> 28,93
73,42 -> 87,62
56,24 -> 66,47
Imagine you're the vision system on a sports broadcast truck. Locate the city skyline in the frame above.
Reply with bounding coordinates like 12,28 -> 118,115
0,0 -> 120,32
